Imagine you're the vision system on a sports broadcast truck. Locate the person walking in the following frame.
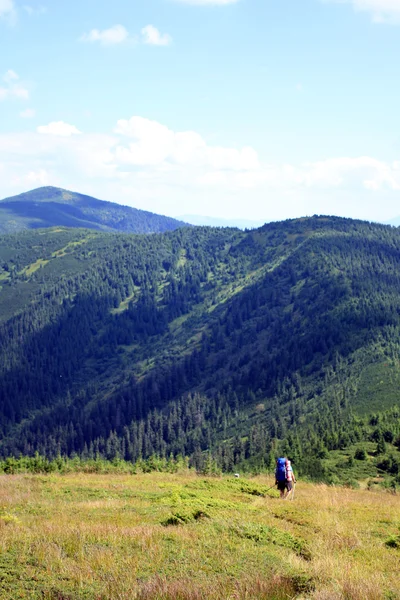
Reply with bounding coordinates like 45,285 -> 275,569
275,457 -> 287,499
284,459 -> 296,500
275,457 -> 297,499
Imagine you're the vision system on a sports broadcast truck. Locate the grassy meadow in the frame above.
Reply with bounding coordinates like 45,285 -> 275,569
0,471 -> 399,600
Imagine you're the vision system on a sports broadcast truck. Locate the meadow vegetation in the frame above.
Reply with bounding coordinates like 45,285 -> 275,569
0,470 -> 399,600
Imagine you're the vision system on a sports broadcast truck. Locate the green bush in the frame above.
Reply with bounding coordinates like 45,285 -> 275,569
385,536 -> 400,549
354,448 -> 367,460
343,479 -> 360,489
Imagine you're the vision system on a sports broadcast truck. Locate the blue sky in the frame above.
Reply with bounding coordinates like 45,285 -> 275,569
1,0 -> 400,222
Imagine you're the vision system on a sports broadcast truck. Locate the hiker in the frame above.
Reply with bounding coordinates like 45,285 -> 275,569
275,457 -> 287,499
284,459 -> 296,500
275,457 -> 297,499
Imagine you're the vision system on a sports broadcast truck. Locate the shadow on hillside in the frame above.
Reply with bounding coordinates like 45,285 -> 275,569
0,201 -> 109,231
2,228 -> 400,458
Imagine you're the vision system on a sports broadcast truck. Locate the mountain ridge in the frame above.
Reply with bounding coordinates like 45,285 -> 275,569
0,215 -> 399,483
0,186 -> 188,234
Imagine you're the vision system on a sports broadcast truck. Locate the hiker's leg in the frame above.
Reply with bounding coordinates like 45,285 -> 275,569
278,482 -> 285,498
284,481 -> 293,500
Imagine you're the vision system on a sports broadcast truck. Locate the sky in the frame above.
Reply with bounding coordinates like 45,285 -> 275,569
1,0 -> 400,223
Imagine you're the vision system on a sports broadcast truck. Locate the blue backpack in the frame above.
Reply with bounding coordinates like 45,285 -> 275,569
276,457 -> 286,482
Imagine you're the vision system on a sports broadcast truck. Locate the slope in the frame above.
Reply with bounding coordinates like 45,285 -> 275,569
1,470 -> 399,600
0,186 -> 187,234
0,216 -> 399,485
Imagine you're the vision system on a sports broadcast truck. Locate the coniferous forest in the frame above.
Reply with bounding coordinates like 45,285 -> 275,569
0,215 -> 400,486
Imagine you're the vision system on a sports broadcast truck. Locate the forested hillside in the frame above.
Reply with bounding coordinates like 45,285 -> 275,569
0,186 -> 187,234
0,216 -> 399,484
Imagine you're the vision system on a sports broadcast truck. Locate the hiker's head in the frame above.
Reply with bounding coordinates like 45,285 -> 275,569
285,459 -> 291,466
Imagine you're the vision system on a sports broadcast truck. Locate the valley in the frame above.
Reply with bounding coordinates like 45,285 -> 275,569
0,216 -> 399,487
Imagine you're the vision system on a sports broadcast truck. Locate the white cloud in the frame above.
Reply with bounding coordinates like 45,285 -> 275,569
141,25 -> 172,46
80,24 -> 129,45
323,0 -> 400,22
0,70 -> 29,100
195,156 -> 400,199
115,117 -> 175,166
20,108 -> 36,118
1,115 -> 400,223
0,130 -> 119,190
294,156 -> 400,190
13,87 -> 29,99
0,0 -> 16,22
26,169 -> 50,185
37,121 -> 82,136
23,4 -> 46,15
11,168 -> 51,187
4,69 -> 18,83
114,116 -> 259,170
81,24 -> 172,47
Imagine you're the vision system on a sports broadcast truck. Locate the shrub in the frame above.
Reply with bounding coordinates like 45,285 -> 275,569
343,479 -> 360,489
383,430 -> 394,443
354,448 -> 367,461
385,536 -> 400,549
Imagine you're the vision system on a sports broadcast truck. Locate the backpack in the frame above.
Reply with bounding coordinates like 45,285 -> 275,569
275,457 -> 287,482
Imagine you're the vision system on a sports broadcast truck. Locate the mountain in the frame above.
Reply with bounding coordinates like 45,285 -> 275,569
0,186 -> 188,234
0,216 -> 399,483
177,214 -> 267,229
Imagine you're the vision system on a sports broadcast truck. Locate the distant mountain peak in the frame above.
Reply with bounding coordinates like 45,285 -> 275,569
0,186 -> 189,235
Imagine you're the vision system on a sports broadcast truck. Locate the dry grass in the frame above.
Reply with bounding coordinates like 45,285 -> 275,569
0,473 -> 399,599
131,574 -> 297,600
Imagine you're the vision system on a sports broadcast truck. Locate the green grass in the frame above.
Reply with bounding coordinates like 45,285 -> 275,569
110,291 -> 138,315
51,235 -> 95,258
0,472 -> 399,599
19,258 -> 50,276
